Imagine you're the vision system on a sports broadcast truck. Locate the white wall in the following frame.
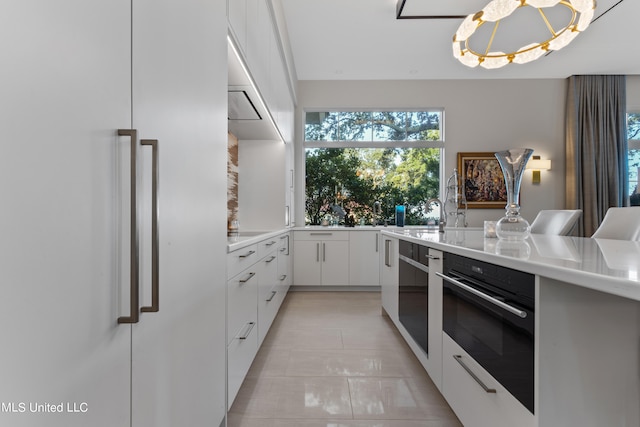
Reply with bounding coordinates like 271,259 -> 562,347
238,139 -> 287,230
294,79 -> 566,227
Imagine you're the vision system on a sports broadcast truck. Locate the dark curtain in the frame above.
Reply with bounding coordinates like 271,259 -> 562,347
565,75 -> 628,237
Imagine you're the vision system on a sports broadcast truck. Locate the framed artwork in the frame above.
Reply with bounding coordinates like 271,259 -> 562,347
457,152 -> 507,209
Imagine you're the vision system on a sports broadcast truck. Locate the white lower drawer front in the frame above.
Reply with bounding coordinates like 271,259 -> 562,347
441,333 -> 536,427
227,321 -> 258,410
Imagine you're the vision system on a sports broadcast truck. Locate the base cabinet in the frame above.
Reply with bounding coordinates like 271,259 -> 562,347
226,232 -> 289,409
442,333 -> 535,427
293,232 -> 349,286
381,236 -> 399,320
349,231 -> 381,285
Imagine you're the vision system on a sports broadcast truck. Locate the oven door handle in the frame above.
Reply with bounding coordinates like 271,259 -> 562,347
399,254 -> 429,274
436,272 -> 528,319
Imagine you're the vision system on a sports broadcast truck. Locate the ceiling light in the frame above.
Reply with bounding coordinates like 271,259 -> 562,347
452,0 -> 596,69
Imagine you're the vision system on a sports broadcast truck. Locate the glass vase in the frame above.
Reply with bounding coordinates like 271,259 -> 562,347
495,148 -> 534,241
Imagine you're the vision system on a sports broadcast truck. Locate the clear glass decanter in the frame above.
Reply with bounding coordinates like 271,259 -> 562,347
494,148 -> 534,241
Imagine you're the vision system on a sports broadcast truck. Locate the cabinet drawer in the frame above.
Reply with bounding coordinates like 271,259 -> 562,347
257,285 -> 282,345
294,230 -> 349,241
227,268 -> 258,346
442,334 -> 535,427
227,320 -> 258,410
277,232 -> 290,254
257,237 -> 280,258
227,244 -> 259,279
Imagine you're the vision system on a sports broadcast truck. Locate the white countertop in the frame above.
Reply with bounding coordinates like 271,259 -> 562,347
227,229 -> 288,252
382,228 -> 640,302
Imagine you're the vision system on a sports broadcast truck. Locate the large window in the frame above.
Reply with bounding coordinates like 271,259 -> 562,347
304,110 -> 444,226
629,112 -> 640,206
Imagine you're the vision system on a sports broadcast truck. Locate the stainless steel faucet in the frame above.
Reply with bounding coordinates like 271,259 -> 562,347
427,198 -> 446,232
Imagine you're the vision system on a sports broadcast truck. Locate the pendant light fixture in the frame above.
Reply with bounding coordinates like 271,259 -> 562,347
452,0 -> 596,69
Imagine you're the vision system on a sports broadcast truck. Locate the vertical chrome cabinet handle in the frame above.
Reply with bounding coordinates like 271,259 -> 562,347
140,139 -> 159,314
117,129 -> 140,324
384,239 -> 392,267
375,234 -> 379,252
322,242 -> 326,262
316,243 -> 320,262
453,355 -> 496,393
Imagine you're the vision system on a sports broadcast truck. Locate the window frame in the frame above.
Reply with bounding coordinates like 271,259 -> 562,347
303,108 -> 445,149
302,108 -> 447,225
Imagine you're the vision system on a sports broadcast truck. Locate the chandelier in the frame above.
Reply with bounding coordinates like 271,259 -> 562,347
452,0 -> 596,69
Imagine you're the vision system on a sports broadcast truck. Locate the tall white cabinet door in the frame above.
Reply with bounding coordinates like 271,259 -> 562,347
130,0 -> 228,426
0,1 -> 132,426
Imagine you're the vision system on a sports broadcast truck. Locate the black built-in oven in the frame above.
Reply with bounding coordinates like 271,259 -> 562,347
438,252 -> 535,414
398,240 -> 430,355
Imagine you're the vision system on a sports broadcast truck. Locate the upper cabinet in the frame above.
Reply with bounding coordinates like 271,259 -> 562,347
228,0 -> 295,144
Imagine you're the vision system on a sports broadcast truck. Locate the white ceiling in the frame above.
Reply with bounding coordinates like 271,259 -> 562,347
279,0 -> 640,81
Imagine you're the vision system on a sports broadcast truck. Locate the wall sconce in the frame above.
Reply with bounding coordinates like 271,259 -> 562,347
526,155 -> 551,184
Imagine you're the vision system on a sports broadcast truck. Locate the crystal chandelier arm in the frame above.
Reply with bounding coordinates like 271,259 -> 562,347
537,8 -> 559,37
485,20 -> 501,55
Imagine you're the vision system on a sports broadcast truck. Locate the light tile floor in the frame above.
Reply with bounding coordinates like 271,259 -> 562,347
228,291 -> 462,427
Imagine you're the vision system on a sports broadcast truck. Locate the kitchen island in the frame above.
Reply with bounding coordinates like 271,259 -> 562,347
381,228 -> 640,427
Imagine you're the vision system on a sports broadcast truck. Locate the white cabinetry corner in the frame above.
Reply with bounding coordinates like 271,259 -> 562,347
349,231 -> 381,286
293,231 -> 350,286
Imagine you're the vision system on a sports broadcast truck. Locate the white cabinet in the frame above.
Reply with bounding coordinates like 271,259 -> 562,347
257,243 -> 280,345
226,232 -> 290,408
227,263 -> 259,409
1,0 -> 228,426
130,1 -> 227,425
349,231 -> 381,285
0,2 -> 132,426
277,233 -> 292,292
228,0 -> 247,55
442,334 -> 535,427
425,248 -> 443,390
381,236 -> 399,321
228,0 -> 295,144
293,231 -> 350,286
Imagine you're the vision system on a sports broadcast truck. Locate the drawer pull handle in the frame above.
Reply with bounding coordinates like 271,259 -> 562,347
237,322 -> 255,340
266,291 -> 277,302
280,247 -> 287,252
265,255 -> 277,263
239,250 -> 256,258
280,235 -> 288,240
436,272 -> 527,319
265,240 -> 277,246
310,232 -> 332,236
239,272 -> 256,283
453,355 -> 496,394
279,274 -> 287,281
426,254 -> 440,260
